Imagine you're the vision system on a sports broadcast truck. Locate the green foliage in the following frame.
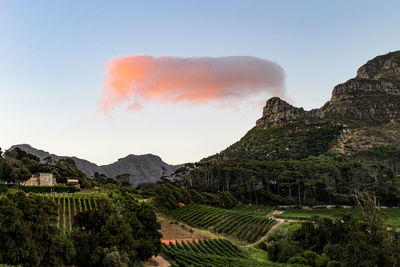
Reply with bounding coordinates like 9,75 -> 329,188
102,247 -> 129,267
71,194 -> 161,266
264,197 -> 400,266
315,253 -> 330,267
288,255 -> 307,264
154,181 -> 238,211
178,153 -> 400,206
0,157 -> 31,182
2,149 -> 86,184
19,185 -> 77,193
277,207 -> 400,227
0,181 -> 8,193
119,194 -> 162,260
266,239 -> 298,262
266,222 -> 301,243
72,200 -> 136,266
207,120 -> 343,161
0,192 -> 75,266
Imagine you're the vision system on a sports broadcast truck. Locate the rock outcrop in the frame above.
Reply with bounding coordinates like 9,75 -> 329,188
256,97 -> 306,127
256,50 -> 400,128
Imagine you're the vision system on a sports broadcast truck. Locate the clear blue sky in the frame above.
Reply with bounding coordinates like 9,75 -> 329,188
1,0 -> 400,165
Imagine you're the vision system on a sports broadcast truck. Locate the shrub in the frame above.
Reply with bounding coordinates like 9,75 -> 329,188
323,244 -> 345,261
327,260 -> 341,267
266,239 -> 299,262
217,191 -> 238,208
0,182 -> 8,193
316,253 -> 330,267
288,256 -> 307,264
302,250 -> 319,267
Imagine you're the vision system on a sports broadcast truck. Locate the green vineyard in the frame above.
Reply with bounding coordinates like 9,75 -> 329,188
162,239 -> 267,267
44,193 -> 99,232
168,204 -> 275,243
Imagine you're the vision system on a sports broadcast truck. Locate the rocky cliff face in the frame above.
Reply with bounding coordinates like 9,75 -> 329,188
256,51 -> 400,128
207,50 -> 400,165
8,144 -> 180,186
356,51 -> 400,81
256,97 -> 307,127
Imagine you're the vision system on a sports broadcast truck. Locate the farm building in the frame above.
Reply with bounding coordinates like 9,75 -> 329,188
66,178 -> 80,189
23,173 -> 56,186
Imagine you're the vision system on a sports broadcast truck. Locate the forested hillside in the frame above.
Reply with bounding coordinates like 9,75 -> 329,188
173,51 -> 400,206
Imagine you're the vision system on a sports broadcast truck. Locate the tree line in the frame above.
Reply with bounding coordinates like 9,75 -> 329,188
173,152 -> 400,206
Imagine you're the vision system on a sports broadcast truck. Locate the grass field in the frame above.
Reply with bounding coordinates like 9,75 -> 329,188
230,204 -> 273,216
384,208 -> 400,226
276,207 -> 400,227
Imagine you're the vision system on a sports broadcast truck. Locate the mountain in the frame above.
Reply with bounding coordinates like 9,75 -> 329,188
206,50 -> 400,171
8,144 -> 180,185
179,50 -> 400,206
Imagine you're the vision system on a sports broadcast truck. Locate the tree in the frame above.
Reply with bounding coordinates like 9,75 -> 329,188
0,192 -> 75,266
115,173 -> 131,187
72,199 -> 136,267
72,196 -> 162,266
121,194 -> 162,260
0,157 -> 31,182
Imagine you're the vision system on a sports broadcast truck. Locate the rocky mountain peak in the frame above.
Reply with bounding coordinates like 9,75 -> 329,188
257,50 -> 400,127
356,51 -> 400,82
256,97 -> 306,127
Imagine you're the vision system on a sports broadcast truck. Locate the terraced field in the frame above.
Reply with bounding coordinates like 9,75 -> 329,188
162,239 -> 267,267
168,204 -> 275,243
44,193 -> 99,232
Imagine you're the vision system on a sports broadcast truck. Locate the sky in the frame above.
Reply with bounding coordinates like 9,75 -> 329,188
1,0 -> 400,165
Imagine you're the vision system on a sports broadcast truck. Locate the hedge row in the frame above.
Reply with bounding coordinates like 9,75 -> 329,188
20,185 -> 77,193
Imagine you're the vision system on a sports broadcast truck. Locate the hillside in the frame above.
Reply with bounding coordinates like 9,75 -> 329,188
180,51 -> 400,206
8,144 -> 180,185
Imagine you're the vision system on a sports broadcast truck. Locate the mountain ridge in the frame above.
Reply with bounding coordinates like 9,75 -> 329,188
257,50 -> 400,128
206,50 -> 400,172
8,144 -> 180,185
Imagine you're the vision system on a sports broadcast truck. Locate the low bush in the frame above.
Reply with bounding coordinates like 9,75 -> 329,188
288,256 -> 307,264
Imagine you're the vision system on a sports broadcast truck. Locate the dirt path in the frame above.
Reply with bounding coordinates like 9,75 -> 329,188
269,210 -> 299,223
144,255 -> 170,267
244,210 -> 300,247
244,219 -> 283,247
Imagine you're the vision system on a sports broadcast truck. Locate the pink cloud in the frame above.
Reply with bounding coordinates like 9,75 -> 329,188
100,55 -> 285,113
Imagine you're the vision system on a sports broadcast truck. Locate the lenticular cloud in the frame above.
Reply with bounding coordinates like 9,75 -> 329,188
100,55 -> 285,113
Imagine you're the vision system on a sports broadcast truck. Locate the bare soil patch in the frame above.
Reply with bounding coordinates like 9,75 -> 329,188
158,214 -> 213,241
143,255 -> 170,267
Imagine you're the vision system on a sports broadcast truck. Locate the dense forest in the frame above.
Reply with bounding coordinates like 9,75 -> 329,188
172,153 -> 400,207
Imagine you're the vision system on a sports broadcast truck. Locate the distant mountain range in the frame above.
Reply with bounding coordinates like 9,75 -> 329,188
8,144 -> 181,185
